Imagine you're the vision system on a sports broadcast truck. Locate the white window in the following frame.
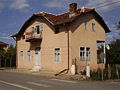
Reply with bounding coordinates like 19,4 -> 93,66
84,22 -> 88,31
20,51 -> 24,61
92,23 -> 96,32
54,48 -> 61,62
36,25 -> 40,34
80,47 -> 90,61
27,50 -> 31,61
39,24 -> 44,32
31,24 -> 43,34
31,27 -> 34,32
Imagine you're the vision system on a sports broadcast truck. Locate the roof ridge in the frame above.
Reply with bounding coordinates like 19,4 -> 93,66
34,12 -> 56,16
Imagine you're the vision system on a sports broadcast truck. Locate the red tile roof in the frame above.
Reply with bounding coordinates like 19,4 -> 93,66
34,8 -> 92,25
11,7 -> 110,37
0,41 -> 8,46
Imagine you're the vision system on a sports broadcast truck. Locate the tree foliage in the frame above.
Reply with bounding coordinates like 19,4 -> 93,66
0,44 -> 16,67
106,39 -> 120,64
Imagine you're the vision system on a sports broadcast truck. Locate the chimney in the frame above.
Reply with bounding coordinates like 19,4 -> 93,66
69,3 -> 77,12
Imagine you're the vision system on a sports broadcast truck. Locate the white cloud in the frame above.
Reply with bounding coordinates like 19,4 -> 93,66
10,0 -> 30,10
0,37 -> 13,40
43,0 -> 65,8
85,0 -> 120,12
106,23 -> 120,43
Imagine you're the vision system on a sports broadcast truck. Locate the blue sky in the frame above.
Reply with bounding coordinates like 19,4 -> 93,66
0,0 -> 120,44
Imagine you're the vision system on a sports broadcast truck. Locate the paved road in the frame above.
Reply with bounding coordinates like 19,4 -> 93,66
0,70 -> 120,90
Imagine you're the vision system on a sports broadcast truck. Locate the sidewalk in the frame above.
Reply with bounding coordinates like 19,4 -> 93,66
3,68 -> 87,80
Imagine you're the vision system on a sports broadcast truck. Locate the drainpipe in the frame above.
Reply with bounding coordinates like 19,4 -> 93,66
67,27 -> 70,71
55,25 -> 70,76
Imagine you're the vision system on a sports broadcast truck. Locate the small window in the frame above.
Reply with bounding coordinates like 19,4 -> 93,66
80,47 -> 90,61
36,25 -> 40,34
55,27 -> 59,34
84,22 -> 88,31
92,23 -> 96,32
22,35 -> 25,39
54,48 -> 60,62
39,24 -> 44,32
27,50 -> 31,61
20,51 -> 24,61
31,27 -> 34,32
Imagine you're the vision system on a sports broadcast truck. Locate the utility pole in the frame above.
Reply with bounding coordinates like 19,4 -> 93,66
102,42 -> 106,80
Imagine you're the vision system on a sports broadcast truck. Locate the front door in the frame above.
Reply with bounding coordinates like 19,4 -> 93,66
34,47 -> 41,68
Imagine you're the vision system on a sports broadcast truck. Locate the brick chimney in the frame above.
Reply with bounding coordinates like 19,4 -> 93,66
69,3 -> 77,12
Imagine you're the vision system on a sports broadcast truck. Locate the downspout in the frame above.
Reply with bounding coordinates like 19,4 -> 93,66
67,26 -> 70,72
55,25 -> 70,76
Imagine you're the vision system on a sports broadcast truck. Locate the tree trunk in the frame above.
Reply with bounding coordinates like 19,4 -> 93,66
0,57 -> 1,67
10,57 -> 12,67
108,64 -> 111,79
5,58 -> 6,67
116,65 -> 119,79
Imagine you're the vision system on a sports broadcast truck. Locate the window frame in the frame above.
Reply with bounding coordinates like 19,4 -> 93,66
27,50 -> 31,61
39,24 -> 44,32
54,48 -> 61,62
80,47 -> 90,61
20,50 -> 24,62
31,24 -> 44,34
84,22 -> 88,31
92,22 -> 96,32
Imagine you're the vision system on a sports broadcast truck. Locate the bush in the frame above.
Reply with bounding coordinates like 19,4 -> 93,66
90,67 -> 120,80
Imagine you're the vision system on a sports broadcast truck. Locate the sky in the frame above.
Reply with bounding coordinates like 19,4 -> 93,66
0,0 -> 120,45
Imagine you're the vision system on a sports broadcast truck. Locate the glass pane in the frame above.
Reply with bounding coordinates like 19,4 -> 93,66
80,47 -> 84,51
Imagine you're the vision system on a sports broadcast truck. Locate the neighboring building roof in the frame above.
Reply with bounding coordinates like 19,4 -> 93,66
11,7 -> 110,37
0,41 -> 8,46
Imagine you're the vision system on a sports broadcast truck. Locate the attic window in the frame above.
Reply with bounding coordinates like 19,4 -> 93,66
36,25 -> 40,34
92,23 -> 96,32
55,27 -> 59,34
84,22 -> 88,31
22,35 -> 25,39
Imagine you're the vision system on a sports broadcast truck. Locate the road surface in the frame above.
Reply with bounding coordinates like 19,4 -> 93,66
0,70 -> 120,90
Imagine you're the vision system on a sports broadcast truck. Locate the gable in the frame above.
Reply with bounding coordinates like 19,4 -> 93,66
11,9 -> 110,37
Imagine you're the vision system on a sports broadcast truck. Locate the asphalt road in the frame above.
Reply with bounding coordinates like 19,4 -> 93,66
0,70 -> 120,90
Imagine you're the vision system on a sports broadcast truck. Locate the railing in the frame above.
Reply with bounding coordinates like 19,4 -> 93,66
26,31 -> 42,41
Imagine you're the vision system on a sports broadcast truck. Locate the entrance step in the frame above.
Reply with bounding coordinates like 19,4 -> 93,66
31,66 -> 40,72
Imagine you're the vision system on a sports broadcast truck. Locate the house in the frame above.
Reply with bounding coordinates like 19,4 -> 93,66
12,3 -> 110,74
0,41 -> 8,51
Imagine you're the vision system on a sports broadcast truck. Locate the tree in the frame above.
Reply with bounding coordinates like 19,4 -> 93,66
0,44 -> 16,67
106,39 -> 120,65
5,44 -> 16,67
0,46 -> 5,67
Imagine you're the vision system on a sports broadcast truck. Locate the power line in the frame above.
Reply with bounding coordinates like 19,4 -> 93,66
95,0 -> 120,9
94,0 -> 120,7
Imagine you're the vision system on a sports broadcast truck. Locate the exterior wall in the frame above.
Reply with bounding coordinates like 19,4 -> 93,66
69,13 -> 106,73
16,13 -> 106,73
17,18 -> 69,72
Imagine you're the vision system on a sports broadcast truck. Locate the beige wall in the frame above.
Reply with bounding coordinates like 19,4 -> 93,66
69,13 -> 106,73
17,18 -> 69,72
16,13 -> 106,73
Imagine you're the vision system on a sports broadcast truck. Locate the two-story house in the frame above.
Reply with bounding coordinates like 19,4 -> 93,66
12,3 -> 110,74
